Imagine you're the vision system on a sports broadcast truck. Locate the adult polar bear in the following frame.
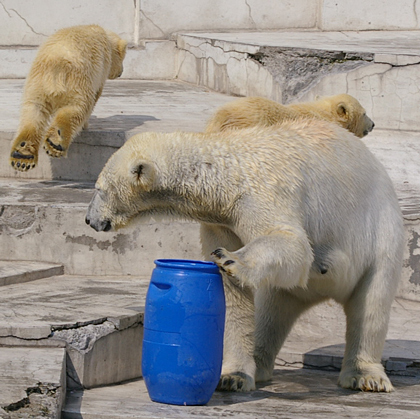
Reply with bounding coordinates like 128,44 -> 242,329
86,119 -> 404,392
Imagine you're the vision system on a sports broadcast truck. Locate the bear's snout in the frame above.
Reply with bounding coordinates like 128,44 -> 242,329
86,217 -> 112,232
85,212 -> 112,232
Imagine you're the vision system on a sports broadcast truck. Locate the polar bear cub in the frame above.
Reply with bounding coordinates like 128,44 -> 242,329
205,94 -> 374,138
10,24 -> 127,172
86,120 -> 403,393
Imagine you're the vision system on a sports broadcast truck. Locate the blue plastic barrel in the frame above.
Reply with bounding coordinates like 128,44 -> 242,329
142,259 -> 226,405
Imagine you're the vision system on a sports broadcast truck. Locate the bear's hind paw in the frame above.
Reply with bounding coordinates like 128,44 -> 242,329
43,137 -> 66,158
217,372 -> 255,392
10,150 -> 37,171
43,128 -> 67,158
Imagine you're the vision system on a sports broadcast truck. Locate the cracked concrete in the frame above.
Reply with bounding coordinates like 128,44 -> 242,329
248,47 -> 373,103
0,347 -> 65,419
0,274 -> 148,389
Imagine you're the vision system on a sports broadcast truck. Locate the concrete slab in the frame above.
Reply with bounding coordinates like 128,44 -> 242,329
62,367 -> 420,419
0,275 -> 149,389
279,298 -> 420,376
178,30 -> 420,56
176,31 -> 420,131
0,178 -> 202,277
0,260 -> 63,286
0,346 -> 66,419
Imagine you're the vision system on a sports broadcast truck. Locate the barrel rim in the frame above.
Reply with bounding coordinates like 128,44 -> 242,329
154,259 -> 220,273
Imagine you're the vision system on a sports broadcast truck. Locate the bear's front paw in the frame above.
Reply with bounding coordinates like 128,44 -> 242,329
339,364 -> 394,392
217,372 -> 255,392
10,141 -> 38,171
43,128 -> 66,158
211,248 -> 239,278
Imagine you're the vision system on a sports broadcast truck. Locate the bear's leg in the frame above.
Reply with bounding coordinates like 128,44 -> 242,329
339,264 -> 399,392
211,225 -> 313,289
218,277 -> 257,391
200,224 -> 257,392
83,88 -> 103,130
43,104 -> 88,158
254,287 -> 315,382
10,102 -> 49,171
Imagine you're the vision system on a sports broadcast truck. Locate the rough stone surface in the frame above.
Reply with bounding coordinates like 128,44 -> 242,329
248,47 -> 373,104
0,347 -> 66,419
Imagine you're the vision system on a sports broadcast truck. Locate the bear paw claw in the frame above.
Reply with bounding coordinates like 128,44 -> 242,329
339,365 -> 394,392
217,373 -> 255,392
211,248 -> 238,277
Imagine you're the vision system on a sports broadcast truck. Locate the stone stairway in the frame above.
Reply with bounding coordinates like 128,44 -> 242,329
1,30 -> 420,418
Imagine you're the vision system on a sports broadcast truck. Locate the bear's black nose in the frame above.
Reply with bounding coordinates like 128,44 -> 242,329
103,220 -> 112,231
85,216 -> 90,225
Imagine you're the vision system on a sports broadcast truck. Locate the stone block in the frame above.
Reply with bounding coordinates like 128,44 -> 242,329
176,34 -> 283,101
0,0 -> 135,46
0,260 -> 64,287
321,0 -> 420,31
0,275 -> 149,389
138,0 -> 317,39
0,47 -> 37,78
122,41 -> 177,80
53,319 -> 143,389
0,347 -> 66,419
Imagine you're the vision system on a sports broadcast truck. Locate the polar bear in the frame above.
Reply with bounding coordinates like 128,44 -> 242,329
86,119 -> 403,393
10,24 -> 127,172
205,94 -> 374,138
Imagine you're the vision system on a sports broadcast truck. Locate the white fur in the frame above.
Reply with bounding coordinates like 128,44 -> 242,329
86,119 -> 404,393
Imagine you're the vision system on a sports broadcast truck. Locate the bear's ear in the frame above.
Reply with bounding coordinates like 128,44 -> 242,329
118,39 -> 128,58
337,102 -> 349,119
129,160 -> 156,191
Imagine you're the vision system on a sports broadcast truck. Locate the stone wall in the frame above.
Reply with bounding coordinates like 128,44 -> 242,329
1,0 -> 419,48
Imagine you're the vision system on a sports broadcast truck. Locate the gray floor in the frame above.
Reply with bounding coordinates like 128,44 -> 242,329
63,367 -> 420,419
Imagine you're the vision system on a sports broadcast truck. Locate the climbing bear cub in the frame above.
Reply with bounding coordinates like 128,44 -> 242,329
10,24 -> 127,171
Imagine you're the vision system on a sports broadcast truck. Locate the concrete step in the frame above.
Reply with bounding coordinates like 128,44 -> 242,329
0,274 -> 149,391
0,347 -> 66,419
0,260 -> 63,286
0,178 -> 202,276
176,30 -> 420,132
0,79 -> 234,181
